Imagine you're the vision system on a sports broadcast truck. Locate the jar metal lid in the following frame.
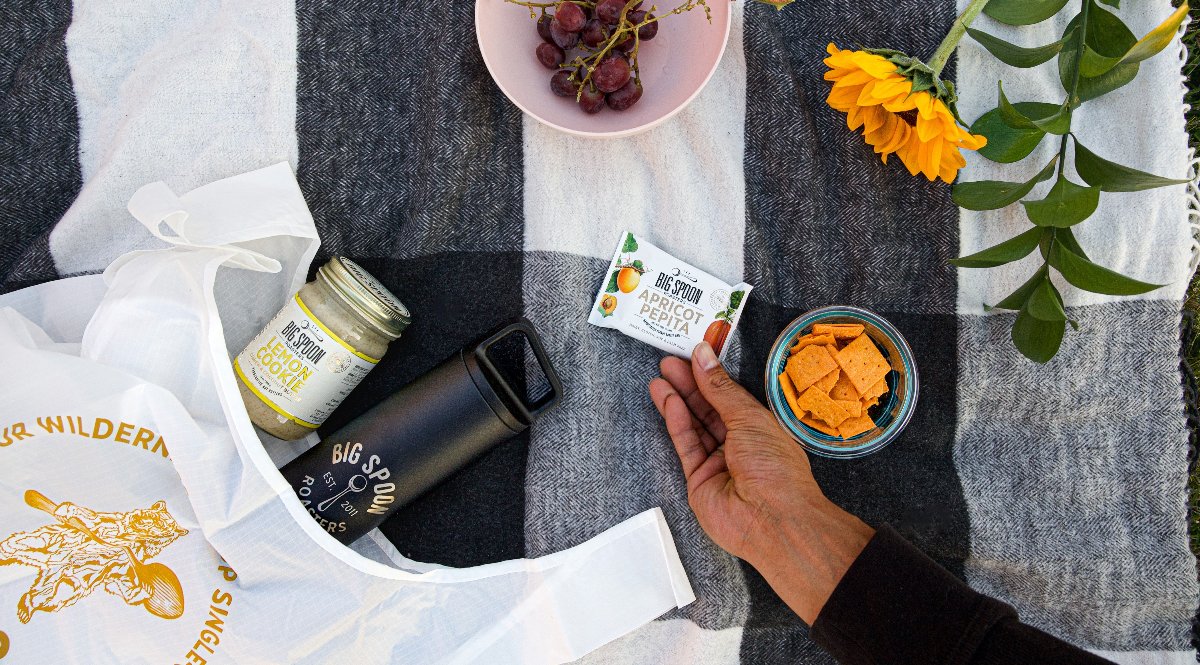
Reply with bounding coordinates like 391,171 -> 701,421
318,257 -> 412,340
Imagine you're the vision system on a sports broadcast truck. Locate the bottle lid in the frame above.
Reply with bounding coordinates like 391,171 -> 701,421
318,257 -> 412,339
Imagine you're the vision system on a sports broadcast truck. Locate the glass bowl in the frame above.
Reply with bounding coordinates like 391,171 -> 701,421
763,306 -> 918,459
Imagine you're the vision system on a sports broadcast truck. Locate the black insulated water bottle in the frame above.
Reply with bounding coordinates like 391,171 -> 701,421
280,319 -> 562,544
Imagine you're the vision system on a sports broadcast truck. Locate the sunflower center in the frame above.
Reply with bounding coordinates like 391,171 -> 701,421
896,109 -> 920,127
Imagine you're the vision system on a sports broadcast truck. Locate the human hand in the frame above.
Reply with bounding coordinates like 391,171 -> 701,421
648,341 -> 874,625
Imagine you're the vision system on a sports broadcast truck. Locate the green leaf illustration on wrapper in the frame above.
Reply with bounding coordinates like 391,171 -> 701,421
605,271 -> 619,294
704,290 -> 746,357
950,0 -> 1188,363
728,290 -> 745,312
622,233 -> 639,254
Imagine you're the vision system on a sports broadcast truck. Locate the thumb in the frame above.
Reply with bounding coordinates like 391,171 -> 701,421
691,341 -> 764,424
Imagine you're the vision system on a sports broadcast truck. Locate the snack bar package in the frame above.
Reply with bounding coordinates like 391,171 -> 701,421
588,231 -> 752,360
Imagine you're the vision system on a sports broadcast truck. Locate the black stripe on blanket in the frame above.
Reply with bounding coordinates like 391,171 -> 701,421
0,0 -> 79,292
739,2 -> 965,662
298,0 -> 527,566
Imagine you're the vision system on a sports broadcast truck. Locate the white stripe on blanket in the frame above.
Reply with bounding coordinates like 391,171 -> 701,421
50,0 -> 299,276
955,1 -> 1196,313
522,4 -> 747,286
1092,649 -> 1199,665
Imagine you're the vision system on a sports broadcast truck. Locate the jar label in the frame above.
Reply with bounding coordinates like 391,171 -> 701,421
234,295 -> 378,428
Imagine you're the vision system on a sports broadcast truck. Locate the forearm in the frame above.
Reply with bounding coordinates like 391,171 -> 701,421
748,511 -> 1113,665
743,494 -> 874,625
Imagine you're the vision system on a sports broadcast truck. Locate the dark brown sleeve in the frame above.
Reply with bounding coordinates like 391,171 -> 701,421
810,524 -> 1113,665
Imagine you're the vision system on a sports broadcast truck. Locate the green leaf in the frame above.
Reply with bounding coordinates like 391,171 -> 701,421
729,290 -> 745,310
1083,2 -> 1189,76
1060,4 -> 1141,102
1077,61 -> 1140,101
1048,243 -> 1165,295
631,259 -> 645,272
985,0 -> 1071,26
951,227 -> 1046,269
1074,138 -> 1190,192
1078,46 -> 1123,77
966,27 -> 1068,68
952,157 -> 1058,211
1116,3 -> 1188,66
1096,0 -> 1119,6
1055,227 -> 1090,260
605,270 -> 619,293
998,82 -> 1071,134
992,265 -> 1050,311
1084,2 -> 1137,57
971,103 -> 1058,163
1021,176 -> 1101,227
1027,278 -> 1067,321
622,233 -> 638,254
1012,305 -> 1066,363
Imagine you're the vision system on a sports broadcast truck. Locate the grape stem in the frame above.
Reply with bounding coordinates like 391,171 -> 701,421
510,0 -> 709,99
506,0 -> 597,19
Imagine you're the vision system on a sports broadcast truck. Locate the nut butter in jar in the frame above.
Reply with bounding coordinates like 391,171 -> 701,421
233,257 -> 411,440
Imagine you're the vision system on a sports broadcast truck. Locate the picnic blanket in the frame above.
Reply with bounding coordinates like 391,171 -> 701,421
1,0 -> 1197,663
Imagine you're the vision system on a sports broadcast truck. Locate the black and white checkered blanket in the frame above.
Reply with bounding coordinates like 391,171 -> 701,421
2,0 -> 1197,662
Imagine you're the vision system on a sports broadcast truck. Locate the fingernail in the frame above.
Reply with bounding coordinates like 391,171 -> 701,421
693,342 -> 718,371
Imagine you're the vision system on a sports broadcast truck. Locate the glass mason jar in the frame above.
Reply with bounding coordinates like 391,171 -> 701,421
233,257 -> 411,440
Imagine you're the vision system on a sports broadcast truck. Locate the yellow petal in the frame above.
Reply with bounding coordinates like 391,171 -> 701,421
846,104 -> 865,131
832,70 -> 877,88
915,113 -> 940,143
848,52 -> 897,79
827,85 -> 862,110
861,105 -> 886,135
870,76 -> 911,100
913,92 -> 936,120
923,137 -> 942,181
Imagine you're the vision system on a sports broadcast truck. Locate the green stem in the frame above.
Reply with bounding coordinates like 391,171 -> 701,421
928,0 -> 992,77
1055,0 -> 1090,178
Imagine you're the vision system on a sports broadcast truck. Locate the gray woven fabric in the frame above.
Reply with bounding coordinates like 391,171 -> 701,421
957,300 -> 1196,651
738,2 -> 970,661
0,1 -> 78,291
521,251 -> 752,632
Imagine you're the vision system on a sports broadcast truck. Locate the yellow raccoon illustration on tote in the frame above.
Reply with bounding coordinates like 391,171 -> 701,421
0,490 -> 188,623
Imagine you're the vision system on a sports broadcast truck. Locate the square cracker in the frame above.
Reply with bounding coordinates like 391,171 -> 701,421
834,399 -> 862,418
813,323 -> 865,339
860,377 -> 889,402
814,367 -> 840,393
786,345 -> 838,393
838,414 -> 876,439
797,386 -> 851,428
835,335 -> 891,395
790,334 -> 836,354
801,415 -> 841,438
829,373 -> 859,402
778,373 -> 805,420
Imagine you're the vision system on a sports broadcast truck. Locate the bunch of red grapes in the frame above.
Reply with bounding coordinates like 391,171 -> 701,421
532,0 -> 659,114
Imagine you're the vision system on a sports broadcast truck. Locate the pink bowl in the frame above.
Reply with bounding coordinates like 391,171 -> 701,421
475,0 -> 732,139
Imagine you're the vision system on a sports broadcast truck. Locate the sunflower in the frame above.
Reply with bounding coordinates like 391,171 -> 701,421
823,44 -> 986,184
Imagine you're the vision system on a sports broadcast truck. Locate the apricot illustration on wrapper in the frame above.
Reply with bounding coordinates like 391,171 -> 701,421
598,294 -> 618,317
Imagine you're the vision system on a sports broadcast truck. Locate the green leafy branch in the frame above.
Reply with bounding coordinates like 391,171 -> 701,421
951,0 -> 1190,363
